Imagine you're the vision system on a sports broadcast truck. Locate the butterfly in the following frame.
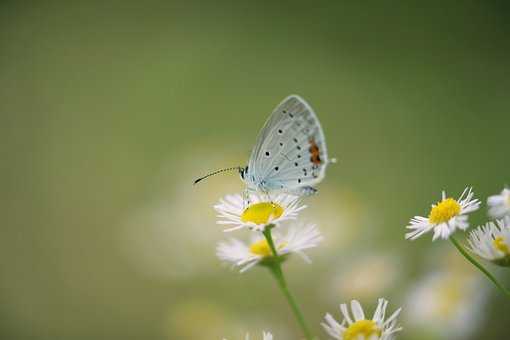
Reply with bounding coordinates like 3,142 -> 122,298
194,95 -> 333,197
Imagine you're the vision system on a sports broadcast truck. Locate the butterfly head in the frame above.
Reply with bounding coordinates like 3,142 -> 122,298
239,165 -> 249,181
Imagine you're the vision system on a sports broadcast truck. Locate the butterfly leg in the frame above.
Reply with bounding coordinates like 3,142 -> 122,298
264,191 -> 272,203
242,189 -> 251,209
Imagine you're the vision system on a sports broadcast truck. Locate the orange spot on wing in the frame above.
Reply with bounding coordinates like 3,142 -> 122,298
308,138 -> 322,165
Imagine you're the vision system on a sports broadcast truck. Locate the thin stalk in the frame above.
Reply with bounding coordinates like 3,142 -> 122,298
450,236 -> 510,298
262,226 -> 315,340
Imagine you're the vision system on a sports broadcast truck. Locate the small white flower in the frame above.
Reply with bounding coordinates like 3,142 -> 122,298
488,187 -> 510,220
214,192 -> 306,232
223,331 -> 273,340
467,218 -> 510,266
216,223 -> 322,272
322,298 -> 402,340
404,270 -> 488,340
405,187 -> 480,241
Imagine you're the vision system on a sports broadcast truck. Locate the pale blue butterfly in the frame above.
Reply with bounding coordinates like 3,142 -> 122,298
194,95 -> 333,197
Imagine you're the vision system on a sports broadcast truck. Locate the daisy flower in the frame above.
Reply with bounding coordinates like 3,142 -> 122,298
322,298 -> 402,340
216,223 -> 322,272
488,187 -> 510,220
467,218 -> 510,266
223,331 -> 273,340
405,187 -> 480,241
214,192 -> 306,232
404,270 -> 488,340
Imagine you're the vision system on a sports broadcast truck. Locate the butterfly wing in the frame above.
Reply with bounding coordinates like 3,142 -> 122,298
247,95 -> 329,193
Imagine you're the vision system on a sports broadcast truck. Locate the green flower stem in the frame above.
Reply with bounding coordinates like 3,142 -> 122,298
450,236 -> 510,298
262,225 -> 315,340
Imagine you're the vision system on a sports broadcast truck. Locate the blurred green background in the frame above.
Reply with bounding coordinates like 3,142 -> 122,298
2,1 -> 510,339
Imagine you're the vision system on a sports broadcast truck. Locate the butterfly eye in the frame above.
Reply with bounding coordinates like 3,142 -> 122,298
293,138 -> 298,143
274,167 -> 279,171
279,142 -> 284,147
294,162 -> 298,167
297,146 -> 301,150
298,179 -> 302,183
278,129 -> 283,134
265,151 -> 270,157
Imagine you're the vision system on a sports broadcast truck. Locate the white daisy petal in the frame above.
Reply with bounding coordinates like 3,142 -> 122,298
322,312 -> 346,339
350,300 -> 365,321
383,307 -> 402,328
339,303 -> 354,325
373,298 -> 388,323
295,251 -> 312,263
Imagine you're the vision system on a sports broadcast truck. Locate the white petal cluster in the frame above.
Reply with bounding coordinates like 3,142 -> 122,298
322,298 -> 402,340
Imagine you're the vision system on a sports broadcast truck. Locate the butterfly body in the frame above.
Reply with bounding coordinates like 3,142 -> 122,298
241,95 -> 330,196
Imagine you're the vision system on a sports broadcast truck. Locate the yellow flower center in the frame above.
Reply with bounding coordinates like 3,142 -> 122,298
437,282 -> 463,317
241,202 -> 284,225
343,320 -> 382,340
249,239 -> 286,257
493,236 -> 510,255
428,198 -> 461,224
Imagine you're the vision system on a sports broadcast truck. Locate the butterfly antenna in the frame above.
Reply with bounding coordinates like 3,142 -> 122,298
193,166 -> 241,185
